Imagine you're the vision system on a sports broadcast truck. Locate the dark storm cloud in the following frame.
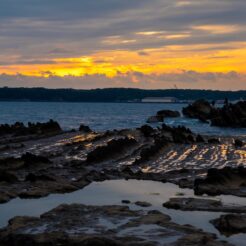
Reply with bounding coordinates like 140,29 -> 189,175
0,0 -> 246,60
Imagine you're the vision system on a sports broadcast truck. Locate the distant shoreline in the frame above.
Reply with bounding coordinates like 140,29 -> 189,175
0,87 -> 245,102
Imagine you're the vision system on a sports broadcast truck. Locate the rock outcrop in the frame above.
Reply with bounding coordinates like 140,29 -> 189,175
86,137 -> 137,163
0,119 -> 62,137
183,99 -> 246,128
194,167 -> 246,196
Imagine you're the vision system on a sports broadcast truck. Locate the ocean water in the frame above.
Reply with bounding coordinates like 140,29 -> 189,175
0,102 -> 246,136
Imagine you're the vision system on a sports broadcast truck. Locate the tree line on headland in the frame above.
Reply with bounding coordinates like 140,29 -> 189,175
0,87 -> 245,102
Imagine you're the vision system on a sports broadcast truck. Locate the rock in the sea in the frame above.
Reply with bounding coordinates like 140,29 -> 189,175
157,110 -> 180,118
135,201 -> 152,207
183,99 -> 246,128
211,214 -> 246,235
122,200 -> 131,204
182,99 -> 213,120
147,115 -> 164,123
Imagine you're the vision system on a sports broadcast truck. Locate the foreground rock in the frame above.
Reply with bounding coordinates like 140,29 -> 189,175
211,214 -> 246,236
194,167 -> 246,197
0,204 -> 232,246
86,137 -> 137,163
0,121 -> 230,205
163,197 -> 246,213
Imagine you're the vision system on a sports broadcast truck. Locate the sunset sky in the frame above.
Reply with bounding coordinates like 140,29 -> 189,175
0,0 -> 246,90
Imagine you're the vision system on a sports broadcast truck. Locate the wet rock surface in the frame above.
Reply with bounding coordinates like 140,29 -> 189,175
0,120 -> 244,204
211,214 -> 246,236
0,204 -> 232,246
0,120 -> 245,245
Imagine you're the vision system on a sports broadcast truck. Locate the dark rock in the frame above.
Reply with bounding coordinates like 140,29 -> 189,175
135,201 -> 152,207
182,100 -> 213,120
157,110 -> 180,118
184,99 -> 246,128
79,237 -> 122,246
86,137 -> 137,163
0,120 -> 62,137
208,138 -> 220,144
211,214 -> 246,235
0,171 -> 18,183
139,125 -> 154,137
163,197 -> 246,213
194,167 -> 246,196
79,124 -> 92,133
21,152 -> 52,166
234,139 -> 244,148
122,200 -> 131,204
196,134 -> 205,143
134,137 -> 167,164
25,173 -> 56,182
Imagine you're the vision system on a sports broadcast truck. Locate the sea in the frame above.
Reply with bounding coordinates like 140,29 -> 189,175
0,101 -> 246,136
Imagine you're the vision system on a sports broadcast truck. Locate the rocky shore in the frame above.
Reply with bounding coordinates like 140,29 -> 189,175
0,120 -> 245,245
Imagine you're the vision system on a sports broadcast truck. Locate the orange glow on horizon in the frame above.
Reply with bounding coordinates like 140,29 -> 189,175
1,42 -> 246,77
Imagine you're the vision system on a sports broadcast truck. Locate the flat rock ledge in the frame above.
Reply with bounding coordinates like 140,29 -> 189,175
163,197 -> 246,213
0,204 -> 232,246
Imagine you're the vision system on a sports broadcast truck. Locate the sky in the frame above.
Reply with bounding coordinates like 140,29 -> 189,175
0,0 -> 246,90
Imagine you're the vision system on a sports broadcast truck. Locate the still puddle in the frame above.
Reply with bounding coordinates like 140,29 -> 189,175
0,179 -> 245,245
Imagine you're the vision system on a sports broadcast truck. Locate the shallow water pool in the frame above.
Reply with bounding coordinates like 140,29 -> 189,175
0,179 -> 245,245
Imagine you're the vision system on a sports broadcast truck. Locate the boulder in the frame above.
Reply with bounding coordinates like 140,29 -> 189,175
157,110 -> 180,118
211,214 -> 246,235
194,166 -> 246,196
182,100 -> 213,120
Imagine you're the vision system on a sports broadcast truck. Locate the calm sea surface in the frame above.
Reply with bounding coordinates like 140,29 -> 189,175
0,102 -> 246,136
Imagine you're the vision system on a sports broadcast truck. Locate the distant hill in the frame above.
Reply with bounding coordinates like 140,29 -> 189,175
0,87 -> 245,102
